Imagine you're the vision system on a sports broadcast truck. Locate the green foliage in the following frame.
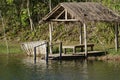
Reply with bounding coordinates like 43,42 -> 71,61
21,9 -> 28,27
108,48 -> 120,55
93,23 -> 114,44
6,0 -> 13,4
0,0 -> 120,54
0,41 -> 23,54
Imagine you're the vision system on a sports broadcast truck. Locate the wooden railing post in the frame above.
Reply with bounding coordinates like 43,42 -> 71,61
45,42 -> 49,62
59,42 -> 62,60
34,47 -> 36,64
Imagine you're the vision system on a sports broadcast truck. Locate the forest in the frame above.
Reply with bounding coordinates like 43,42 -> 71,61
0,0 -> 120,54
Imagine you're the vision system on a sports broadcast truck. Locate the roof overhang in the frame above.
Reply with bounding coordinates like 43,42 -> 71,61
39,2 -> 120,24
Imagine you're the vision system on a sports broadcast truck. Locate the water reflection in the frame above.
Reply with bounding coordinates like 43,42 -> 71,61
0,55 -> 120,80
22,57 -> 89,80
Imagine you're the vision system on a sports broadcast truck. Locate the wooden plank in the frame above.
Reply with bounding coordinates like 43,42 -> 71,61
63,44 -> 94,48
83,23 -> 87,57
50,19 -> 79,22
75,44 -> 94,47
63,46 -> 75,48
48,51 -> 105,60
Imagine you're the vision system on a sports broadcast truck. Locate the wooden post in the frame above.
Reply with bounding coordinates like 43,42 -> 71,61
64,48 -> 66,54
34,47 -> 36,64
45,42 -> 49,62
115,23 -> 119,51
83,23 -> 87,57
79,24 -> 83,44
73,47 -> 75,53
49,23 -> 52,54
59,42 -> 62,60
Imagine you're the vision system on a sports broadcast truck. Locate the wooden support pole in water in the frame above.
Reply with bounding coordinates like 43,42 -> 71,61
115,23 -> 119,51
83,23 -> 87,57
45,42 -> 49,62
59,42 -> 62,60
34,47 -> 36,64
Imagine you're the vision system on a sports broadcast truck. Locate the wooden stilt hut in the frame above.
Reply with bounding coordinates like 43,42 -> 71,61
40,2 -> 120,56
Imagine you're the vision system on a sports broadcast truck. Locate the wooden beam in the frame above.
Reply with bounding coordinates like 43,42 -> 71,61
50,19 -> 79,22
115,23 -> 119,51
83,23 -> 87,57
44,5 -> 61,20
49,23 -> 52,54
56,10 -> 65,19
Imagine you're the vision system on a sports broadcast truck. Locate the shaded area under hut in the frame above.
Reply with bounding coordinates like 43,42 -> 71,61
39,2 -> 120,57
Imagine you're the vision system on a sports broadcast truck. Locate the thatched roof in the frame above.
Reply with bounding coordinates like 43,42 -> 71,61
40,2 -> 120,23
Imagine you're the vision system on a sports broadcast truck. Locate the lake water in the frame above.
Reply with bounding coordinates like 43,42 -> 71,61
0,55 -> 120,80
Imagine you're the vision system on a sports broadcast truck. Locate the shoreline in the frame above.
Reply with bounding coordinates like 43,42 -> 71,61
98,54 -> 120,61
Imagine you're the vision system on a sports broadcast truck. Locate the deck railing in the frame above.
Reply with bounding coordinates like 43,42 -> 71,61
33,42 -> 49,63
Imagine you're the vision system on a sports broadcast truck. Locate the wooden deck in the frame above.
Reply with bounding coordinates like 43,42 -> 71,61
48,51 -> 105,60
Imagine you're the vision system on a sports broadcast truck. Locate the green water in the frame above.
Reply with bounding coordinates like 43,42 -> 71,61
0,55 -> 120,80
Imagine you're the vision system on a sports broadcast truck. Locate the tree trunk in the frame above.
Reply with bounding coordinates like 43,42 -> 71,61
115,23 -> 119,51
27,0 -> 33,31
49,0 -> 52,12
0,11 -> 9,54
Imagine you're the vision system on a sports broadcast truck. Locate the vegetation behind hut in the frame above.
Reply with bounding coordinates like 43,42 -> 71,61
0,0 -> 120,53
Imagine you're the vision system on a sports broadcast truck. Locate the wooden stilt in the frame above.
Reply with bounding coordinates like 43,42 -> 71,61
115,23 -> 119,51
83,23 -> 87,57
49,23 -> 52,54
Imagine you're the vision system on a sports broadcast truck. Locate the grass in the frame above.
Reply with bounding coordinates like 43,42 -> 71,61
107,48 -> 120,55
0,41 -> 23,54
0,40 -> 120,56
